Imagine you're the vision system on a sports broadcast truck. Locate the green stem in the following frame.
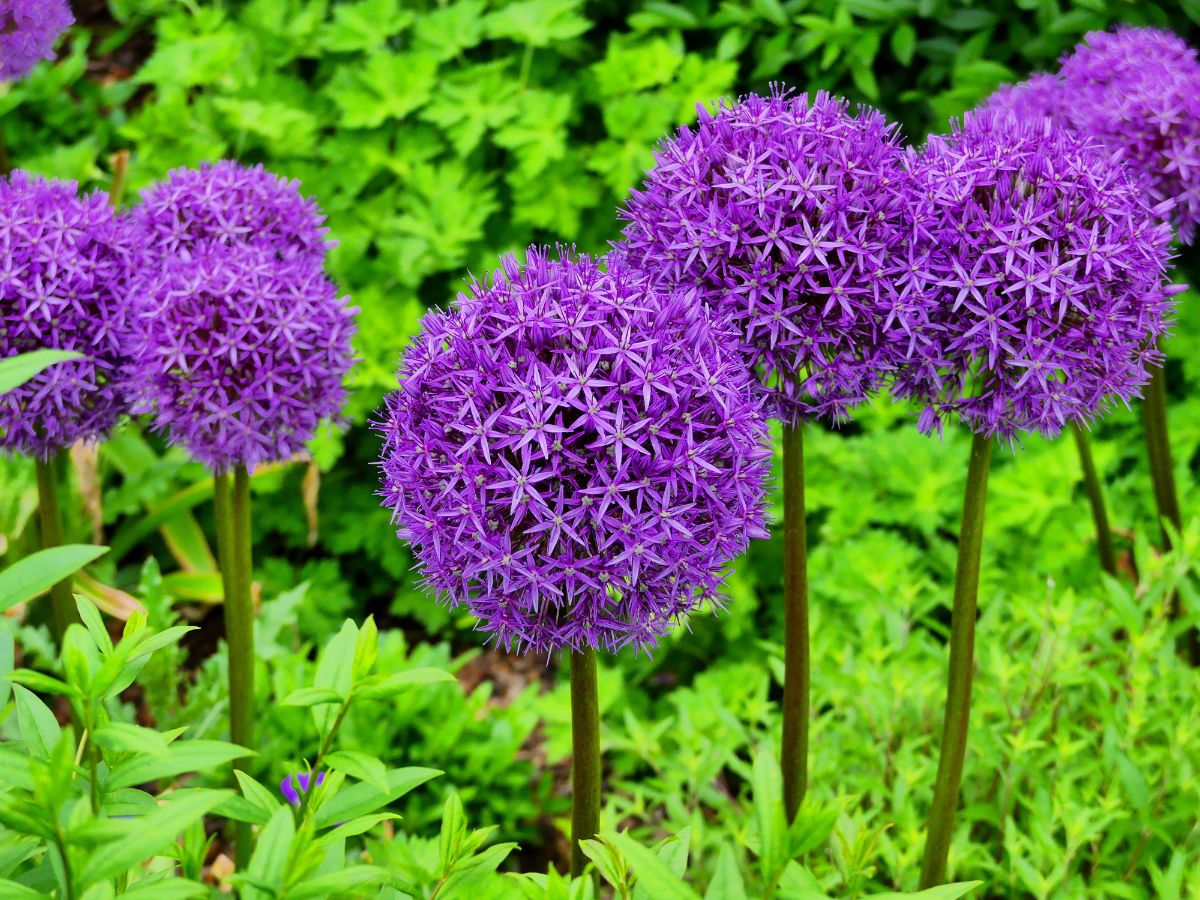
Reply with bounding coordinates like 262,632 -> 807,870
569,648 -> 600,878
780,422 -> 809,822
1071,423 -> 1117,577
920,431 -> 993,889
221,465 -> 255,867
0,122 -> 10,177
295,697 -> 351,824
35,454 -> 80,643
213,472 -> 234,606
108,149 -> 130,207
1140,364 -> 1199,664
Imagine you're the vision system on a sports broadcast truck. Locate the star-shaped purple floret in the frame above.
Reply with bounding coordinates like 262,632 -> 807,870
618,88 -> 917,428
894,111 -> 1180,441
0,171 -> 133,459
377,247 -> 772,655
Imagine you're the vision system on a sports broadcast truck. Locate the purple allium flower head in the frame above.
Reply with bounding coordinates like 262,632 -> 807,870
0,0 -> 73,82
0,172 -> 132,460
281,771 -> 325,805
894,111 -> 1179,441
130,241 -> 356,472
129,161 -> 331,265
979,73 -> 1070,127
618,88 -> 917,428
377,247 -> 772,655
1060,26 -> 1200,244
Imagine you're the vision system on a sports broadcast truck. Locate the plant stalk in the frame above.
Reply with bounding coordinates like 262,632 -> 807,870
1071,423 -> 1117,576
1140,364 -> 1199,664
920,430 -> 993,888
222,465 -> 255,867
780,422 -> 809,823
35,454 -> 81,642
213,472 -> 234,606
569,648 -> 600,878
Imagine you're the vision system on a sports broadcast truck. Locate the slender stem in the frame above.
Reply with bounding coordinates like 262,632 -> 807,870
295,697 -> 351,824
569,648 -> 600,878
0,122 -> 10,177
780,422 -> 809,822
1140,364 -> 1199,664
223,465 -> 255,867
213,472 -> 234,606
1071,423 -> 1117,576
107,150 -> 130,207
35,454 -> 80,642
920,431 -> 993,888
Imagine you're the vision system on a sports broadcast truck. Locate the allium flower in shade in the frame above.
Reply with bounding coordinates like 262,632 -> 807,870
1060,26 -> 1200,243
618,88 -> 916,427
979,73 -> 1070,127
130,242 -> 356,472
0,0 -> 73,81
281,771 -> 325,805
894,111 -> 1179,441
130,161 -> 330,264
378,248 -> 772,654
0,172 -> 132,460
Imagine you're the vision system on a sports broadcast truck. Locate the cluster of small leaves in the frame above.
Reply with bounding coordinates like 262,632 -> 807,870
0,172 -> 132,460
379,248 -> 771,654
894,110 -> 1178,440
620,88 -> 914,427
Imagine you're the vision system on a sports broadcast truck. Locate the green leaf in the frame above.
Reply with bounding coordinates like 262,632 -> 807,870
245,806 -> 295,888
78,789 -> 233,888
704,844 -> 747,900
485,0 -> 591,47
280,686 -> 345,708
12,685 -> 61,759
75,596 -> 113,654
107,740 -> 254,790
439,792 -> 468,870
326,51 -> 438,128
119,878 -> 208,899
868,883 -> 983,899
325,750 -> 391,797
235,770 -> 284,818
751,742 -> 785,884
580,838 -> 625,890
93,722 -> 171,758
891,23 -> 916,65
315,767 -> 441,828
605,832 -> 702,900
0,879 -> 46,898
355,667 -> 457,700
0,545 -> 108,614
0,349 -> 84,393
287,866 -> 389,899
0,629 -> 14,708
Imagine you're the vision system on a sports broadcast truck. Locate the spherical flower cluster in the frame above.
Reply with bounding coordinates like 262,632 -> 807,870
894,111 -> 1178,440
0,0 -> 73,82
618,88 -> 916,427
0,172 -> 132,459
129,161 -> 331,265
129,242 -> 356,472
979,73 -> 1069,127
378,248 -> 772,654
1060,26 -> 1200,243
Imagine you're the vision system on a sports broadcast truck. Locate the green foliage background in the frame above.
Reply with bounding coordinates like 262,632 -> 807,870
1,0 -> 1200,895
